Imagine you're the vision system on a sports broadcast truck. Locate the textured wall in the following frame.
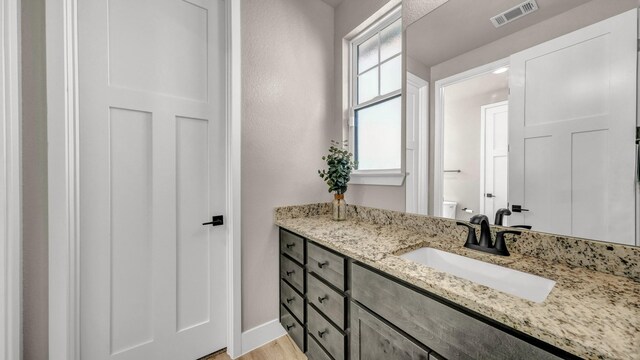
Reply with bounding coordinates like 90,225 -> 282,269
21,0 -> 49,358
241,0 -> 334,330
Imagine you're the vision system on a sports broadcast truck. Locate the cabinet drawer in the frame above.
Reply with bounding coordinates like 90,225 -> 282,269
280,229 -> 304,264
281,305 -> 305,353
308,305 -> 345,360
307,335 -> 332,360
280,255 -> 304,293
281,280 -> 304,322
351,303 -> 430,360
307,242 -> 345,291
351,263 -> 561,360
308,273 -> 345,329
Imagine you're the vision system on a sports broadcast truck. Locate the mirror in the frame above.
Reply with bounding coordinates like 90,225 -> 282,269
405,0 -> 639,245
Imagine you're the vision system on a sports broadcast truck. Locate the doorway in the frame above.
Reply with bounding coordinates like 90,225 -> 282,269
480,101 -> 509,224
46,1 -> 242,359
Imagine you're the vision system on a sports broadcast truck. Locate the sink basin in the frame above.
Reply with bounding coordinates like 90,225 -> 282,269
400,248 -> 555,303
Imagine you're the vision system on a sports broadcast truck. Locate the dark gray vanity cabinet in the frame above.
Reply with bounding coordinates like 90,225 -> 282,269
279,229 -> 349,360
350,263 -> 565,360
279,229 -> 306,352
279,228 -> 573,360
351,303 -> 431,360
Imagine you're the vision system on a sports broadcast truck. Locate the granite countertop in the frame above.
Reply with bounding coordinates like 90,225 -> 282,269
275,214 -> 640,360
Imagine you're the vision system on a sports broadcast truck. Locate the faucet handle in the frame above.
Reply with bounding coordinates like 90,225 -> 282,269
494,230 -> 521,256
456,221 -> 478,247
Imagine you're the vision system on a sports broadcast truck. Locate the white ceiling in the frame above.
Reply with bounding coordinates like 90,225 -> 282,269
445,70 -> 509,101
407,0 -> 592,68
321,0 -> 345,8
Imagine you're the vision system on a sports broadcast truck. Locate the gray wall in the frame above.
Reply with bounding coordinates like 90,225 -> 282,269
21,0 -> 48,359
443,80 -> 508,221
334,0 -> 407,212
241,0 -> 334,330
407,56 -> 430,82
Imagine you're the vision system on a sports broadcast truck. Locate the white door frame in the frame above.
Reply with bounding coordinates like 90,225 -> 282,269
406,72 -> 429,215
45,1 -> 243,359
479,100 -> 509,216
1,0 -> 22,359
433,58 -> 508,216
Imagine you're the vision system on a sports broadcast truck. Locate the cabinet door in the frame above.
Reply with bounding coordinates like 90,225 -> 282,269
351,303 -> 430,360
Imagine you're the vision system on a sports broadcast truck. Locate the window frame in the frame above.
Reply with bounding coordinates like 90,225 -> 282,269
347,5 -> 405,185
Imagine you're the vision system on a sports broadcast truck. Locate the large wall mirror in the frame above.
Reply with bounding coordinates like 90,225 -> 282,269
405,0 -> 639,246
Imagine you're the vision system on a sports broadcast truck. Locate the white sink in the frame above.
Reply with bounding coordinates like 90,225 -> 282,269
400,247 -> 555,303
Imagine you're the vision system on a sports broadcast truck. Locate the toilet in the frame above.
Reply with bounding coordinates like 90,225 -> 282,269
442,201 -> 458,219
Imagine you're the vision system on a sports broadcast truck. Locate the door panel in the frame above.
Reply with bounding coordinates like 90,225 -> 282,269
509,9 -> 637,243
108,0 -> 209,101
79,0 -> 227,359
176,117 -> 211,332
481,102 -> 508,223
109,108 -> 154,354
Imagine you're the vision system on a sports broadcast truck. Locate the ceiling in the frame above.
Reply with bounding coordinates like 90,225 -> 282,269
321,0 -> 345,8
445,69 -> 509,101
407,0 -> 593,68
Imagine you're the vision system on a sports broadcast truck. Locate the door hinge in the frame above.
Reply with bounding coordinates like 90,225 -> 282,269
637,39 -> 640,52
636,126 -> 639,143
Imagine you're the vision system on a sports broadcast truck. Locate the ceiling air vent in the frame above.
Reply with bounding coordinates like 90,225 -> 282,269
490,0 -> 539,28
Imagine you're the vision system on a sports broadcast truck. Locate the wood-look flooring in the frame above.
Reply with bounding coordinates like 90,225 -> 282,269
202,335 -> 306,360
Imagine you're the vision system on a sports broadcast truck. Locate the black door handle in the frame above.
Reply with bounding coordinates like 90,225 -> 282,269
511,205 -> 529,213
202,215 -> 224,226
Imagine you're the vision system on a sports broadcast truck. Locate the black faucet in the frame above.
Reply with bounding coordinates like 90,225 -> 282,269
494,208 -> 511,226
455,214 -> 521,256
470,214 -> 492,248
495,208 -> 533,230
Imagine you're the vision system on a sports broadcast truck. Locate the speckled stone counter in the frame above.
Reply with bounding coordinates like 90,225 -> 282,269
275,204 -> 640,360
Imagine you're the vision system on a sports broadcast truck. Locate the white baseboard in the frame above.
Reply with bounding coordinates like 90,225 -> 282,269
239,318 -> 286,357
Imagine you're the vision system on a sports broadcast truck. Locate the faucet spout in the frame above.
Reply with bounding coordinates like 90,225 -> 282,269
494,208 -> 512,226
469,214 -> 492,248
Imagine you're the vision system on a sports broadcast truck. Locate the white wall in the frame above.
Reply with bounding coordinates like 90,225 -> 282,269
21,0 -> 48,359
241,0 -> 334,331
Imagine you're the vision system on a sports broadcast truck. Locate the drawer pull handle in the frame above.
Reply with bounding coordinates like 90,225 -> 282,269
286,243 -> 295,249
286,297 -> 295,304
286,324 -> 295,331
286,270 -> 295,276
317,329 -> 327,338
318,295 -> 328,304
317,261 -> 329,268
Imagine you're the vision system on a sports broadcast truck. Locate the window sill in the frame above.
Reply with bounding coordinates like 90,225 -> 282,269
349,171 -> 406,186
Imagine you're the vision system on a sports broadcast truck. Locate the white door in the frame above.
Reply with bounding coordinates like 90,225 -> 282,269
509,9 -> 637,243
406,73 -> 429,214
480,101 -> 509,224
79,1 -> 228,359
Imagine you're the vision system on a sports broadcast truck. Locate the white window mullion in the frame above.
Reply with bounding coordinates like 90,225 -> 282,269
346,5 -> 402,183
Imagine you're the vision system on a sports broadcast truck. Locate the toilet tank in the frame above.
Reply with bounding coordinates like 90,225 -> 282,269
442,201 -> 458,219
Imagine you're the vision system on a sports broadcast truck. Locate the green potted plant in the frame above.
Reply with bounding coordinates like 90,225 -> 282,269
318,140 -> 357,221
